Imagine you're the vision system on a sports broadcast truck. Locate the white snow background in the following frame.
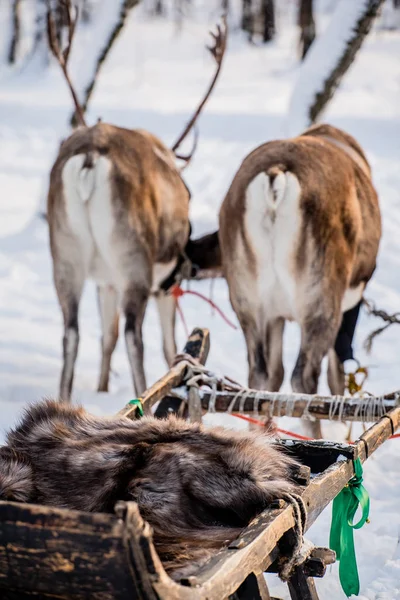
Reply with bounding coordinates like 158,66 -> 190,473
0,0 -> 399,598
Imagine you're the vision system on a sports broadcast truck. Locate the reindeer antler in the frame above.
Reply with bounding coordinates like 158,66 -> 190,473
47,0 -> 87,128
171,16 -> 228,163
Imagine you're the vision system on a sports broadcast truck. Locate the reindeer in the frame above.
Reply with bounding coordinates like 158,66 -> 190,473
217,123 -> 381,438
46,1 -> 227,400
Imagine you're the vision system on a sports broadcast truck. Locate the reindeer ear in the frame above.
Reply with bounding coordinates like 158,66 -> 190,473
0,447 -> 35,503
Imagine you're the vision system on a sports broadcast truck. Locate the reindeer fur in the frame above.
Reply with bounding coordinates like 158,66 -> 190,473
0,400 -> 299,577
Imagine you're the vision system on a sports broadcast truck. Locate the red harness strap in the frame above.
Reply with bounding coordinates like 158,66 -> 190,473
171,284 -> 238,330
229,412 -> 399,441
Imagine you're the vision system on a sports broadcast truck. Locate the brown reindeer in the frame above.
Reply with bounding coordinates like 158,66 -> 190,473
216,123 -> 381,438
46,2 -> 227,400
0,399 -> 299,577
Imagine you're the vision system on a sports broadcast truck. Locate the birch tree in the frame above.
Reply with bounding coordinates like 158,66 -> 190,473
288,0 -> 385,135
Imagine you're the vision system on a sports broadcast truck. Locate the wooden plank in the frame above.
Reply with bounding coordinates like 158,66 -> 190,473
188,386 -> 203,423
302,460 -> 354,529
154,328 -> 210,420
0,501 -> 121,536
118,361 -> 188,419
186,506 -> 295,594
182,327 -> 210,364
196,389 -> 399,421
288,566 -> 320,600
115,502 -> 196,600
118,328 -> 210,419
0,502 -> 139,600
356,406 -> 400,460
229,572 -> 271,600
228,508 -> 289,551
304,548 -> 336,578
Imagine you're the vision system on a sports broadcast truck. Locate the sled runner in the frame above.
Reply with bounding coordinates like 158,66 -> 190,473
0,328 -> 398,600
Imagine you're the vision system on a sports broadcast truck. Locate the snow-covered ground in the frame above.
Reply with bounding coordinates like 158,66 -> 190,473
0,1 -> 399,598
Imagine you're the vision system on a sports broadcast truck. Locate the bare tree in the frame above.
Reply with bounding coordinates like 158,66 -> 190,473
262,0 -> 275,42
153,0 -> 164,15
8,0 -> 21,64
289,0 -> 385,133
309,0 -> 384,124
72,0 -> 141,125
27,0 -> 51,68
241,0 -> 275,43
242,0 -> 253,39
298,0 -> 316,60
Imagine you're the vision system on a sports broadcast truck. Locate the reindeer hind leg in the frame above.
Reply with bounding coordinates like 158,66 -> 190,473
123,283 -> 149,397
155,291 -> 177,367
54,262 -> 85,402
265,317 -> 285,392
292,309 -> 342,439
97,284 -> 119,392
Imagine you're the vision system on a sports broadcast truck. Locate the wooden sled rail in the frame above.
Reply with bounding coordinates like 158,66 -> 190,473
118,327 -> 210,419
192,388 -> 400,422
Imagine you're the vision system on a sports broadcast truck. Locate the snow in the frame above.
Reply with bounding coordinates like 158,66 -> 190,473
0,1 -> 399,598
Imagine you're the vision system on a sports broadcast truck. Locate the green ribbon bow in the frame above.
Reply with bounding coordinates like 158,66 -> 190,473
128,398 -> 144,418
329,458 -> 370,597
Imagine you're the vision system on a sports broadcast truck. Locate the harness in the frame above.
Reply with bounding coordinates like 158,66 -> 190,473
159,222 -> 199,293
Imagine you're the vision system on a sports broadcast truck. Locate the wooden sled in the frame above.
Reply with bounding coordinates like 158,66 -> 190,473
0,329 -> 399,600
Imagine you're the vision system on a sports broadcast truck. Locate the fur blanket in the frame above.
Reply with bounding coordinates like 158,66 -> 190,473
0,400 -> 299,577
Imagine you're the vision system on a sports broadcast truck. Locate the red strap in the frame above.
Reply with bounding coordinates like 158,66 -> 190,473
171,285 -> 238,330
229,412 -> 399,441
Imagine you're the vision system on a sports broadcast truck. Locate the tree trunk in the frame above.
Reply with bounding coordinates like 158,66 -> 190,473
262,0 -> 275,42
242,0 -> 253,39
309,0 -> 385,124
154,0 -> 164,15
394,0 -> 400,8
298,0 -> 316,60
72,0 -> 141,126
8,0 -> 21,64
80,0 -> 92,23
288,0 -> 385,134
29,0 -> 50,68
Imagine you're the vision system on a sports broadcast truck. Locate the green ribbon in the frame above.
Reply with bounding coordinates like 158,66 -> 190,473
128,398 -> 144,418
329,458 -> 370,597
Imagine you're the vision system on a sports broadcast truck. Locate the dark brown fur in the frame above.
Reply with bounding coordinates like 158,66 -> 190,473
0,400 -> 299,577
